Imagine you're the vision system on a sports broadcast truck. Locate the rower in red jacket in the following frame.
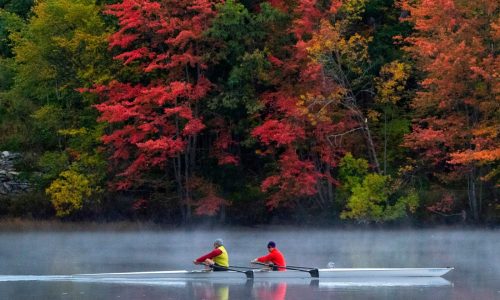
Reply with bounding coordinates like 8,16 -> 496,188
251,241 -> 286,271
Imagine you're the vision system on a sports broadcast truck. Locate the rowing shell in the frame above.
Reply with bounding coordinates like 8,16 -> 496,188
71,267 -> 453,280
0,275 -> 452,288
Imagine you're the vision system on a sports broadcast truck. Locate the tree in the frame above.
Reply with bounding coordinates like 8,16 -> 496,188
401,0 -> 499,221
306,0 -> 381,173
91,0 -> 224,221
2,0 -> 113,217
373,60 -> 412,174
338,153 -> 418,222
46,170 -> 92,217
251,0 -> 385,212
0,7 -> 27,148
250,0 -> 340,211
0,0 -> 34,19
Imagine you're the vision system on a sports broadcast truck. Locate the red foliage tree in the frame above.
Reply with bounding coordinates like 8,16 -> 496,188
88,0 -> 225,220
211,117 -> 239,166
251,0 -> 354,209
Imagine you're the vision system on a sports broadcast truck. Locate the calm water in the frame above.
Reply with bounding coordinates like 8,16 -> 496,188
0,228 -> 498,299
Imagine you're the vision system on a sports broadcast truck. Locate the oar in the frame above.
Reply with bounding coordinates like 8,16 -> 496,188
229,265 -> 261,270
252,261 -> 319,278
282,265 -> 320,278
286,264 -> 319,269
210,265 -> 254,279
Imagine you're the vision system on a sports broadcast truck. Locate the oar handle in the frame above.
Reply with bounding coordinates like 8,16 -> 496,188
229,265 -> 261,270
252,261 -> 284,269
252,261 -> 277,268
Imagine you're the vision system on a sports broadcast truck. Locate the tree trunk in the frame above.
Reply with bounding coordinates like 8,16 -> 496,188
343,91 -> 381,174
352,112 -> 381,174
173,154 -> 185,222
326,164 -> 334,204
219,205 -> 226,223
363,121 -> 381,174
184,144 -> 192,223
383,111 -> 387,175
174,107 -> 189,223
467,168 -> 479,221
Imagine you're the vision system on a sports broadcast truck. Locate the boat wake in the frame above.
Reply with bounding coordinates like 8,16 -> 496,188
0,275 -> 73,282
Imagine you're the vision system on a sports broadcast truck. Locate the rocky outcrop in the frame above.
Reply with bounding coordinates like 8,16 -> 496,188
0,151 -> 30,195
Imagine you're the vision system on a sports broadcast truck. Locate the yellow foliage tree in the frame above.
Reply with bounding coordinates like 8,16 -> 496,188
375,61 -> 411,106
304,14 -> 381,173
46,170 -> 92,217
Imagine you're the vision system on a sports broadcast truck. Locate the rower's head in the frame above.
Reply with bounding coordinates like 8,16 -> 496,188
214,238 -> 224,248
267,241 -> 276,252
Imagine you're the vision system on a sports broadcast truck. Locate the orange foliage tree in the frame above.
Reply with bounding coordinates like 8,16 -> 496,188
401,0 -> 499,220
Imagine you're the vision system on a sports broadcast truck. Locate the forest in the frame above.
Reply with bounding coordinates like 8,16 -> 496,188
0,0 -> 498,225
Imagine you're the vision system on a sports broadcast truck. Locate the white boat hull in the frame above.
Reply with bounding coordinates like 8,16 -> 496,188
72,267 -> 453,280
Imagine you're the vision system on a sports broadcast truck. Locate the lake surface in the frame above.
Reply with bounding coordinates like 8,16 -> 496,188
0,228 -> 498,299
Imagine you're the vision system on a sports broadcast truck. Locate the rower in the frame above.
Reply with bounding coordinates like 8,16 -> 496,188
251,241 -> 286,271
193,238 -> 229,271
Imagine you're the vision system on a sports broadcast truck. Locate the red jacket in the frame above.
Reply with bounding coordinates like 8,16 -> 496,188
195,248 -> 223,263
257,248 -> 286,271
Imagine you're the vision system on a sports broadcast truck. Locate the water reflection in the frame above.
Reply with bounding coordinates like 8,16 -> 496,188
252,282 -> 287,300
157,281 -> 286,300
315,277 -> 451,288
190,282 -> 231,300
0,276 -> 451,300
184,279 -> 451,299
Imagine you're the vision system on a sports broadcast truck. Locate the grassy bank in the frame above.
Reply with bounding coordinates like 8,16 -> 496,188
0,218 -> 171,231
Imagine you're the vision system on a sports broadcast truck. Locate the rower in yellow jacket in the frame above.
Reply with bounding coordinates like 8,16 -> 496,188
193,238 -> 229,271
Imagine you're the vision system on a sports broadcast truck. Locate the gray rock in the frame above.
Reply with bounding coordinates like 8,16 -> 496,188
0,151 -> 30,195
3,182 -> 12,193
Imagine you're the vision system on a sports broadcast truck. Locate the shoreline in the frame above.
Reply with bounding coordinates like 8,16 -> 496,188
0,218 -> 169,232
0,218 -> 497,232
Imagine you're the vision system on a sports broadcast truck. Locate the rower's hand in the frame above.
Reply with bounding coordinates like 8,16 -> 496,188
193,260 -> 200,265
251,259 -> 258,264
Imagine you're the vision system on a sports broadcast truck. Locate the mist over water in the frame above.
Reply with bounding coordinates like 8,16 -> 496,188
0,228 -> 498,299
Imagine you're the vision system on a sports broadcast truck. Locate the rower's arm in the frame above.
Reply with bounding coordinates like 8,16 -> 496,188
256,252 -> 274,263
195,248 -> 223,263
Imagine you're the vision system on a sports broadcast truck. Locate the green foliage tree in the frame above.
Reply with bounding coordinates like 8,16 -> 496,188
337,152 -> 369,201
372,60 -> 412,174
10,0 -> 112,103
0,0 -> 34,18
0,8 -> 26,148
1,0 -> 114,217
339,153 -> 419,222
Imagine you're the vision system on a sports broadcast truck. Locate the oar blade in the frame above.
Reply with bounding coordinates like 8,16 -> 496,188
309,268 -> 319,278
245,270 -> 254,279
